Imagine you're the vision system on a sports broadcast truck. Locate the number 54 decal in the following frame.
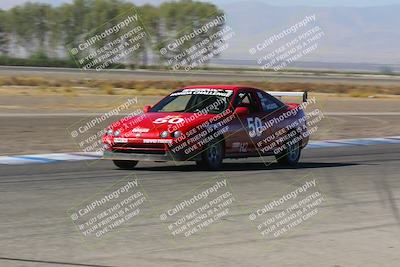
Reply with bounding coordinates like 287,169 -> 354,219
247,117 -> 263,138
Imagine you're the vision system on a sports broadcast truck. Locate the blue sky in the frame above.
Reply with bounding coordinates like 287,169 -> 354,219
211,0 -> 400,6
1,0 -> 400,9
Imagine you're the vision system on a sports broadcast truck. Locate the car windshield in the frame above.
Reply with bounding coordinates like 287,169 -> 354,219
150,89 -> 233,114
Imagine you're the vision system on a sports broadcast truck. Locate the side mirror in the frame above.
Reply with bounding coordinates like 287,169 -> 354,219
234,106 -> 249,116
143,105 -> 151,113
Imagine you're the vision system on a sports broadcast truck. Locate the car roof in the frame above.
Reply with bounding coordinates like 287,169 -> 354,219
182,85 -> 256,91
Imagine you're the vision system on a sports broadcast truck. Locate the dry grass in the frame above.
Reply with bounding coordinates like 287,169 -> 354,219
62,87 -> 79,97
100,84 -> 115,95
0,76 -> 399,97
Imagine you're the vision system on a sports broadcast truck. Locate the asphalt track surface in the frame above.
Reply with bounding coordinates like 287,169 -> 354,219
1,66 -> 400,85
2,114 -> 400,155
1,144 -> 400,267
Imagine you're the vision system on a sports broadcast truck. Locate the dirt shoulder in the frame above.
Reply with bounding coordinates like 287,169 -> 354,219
0,89 -> 399,113
0,92 -> 399,155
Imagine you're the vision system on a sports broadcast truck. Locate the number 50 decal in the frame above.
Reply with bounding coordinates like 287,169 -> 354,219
247,117 -> 263,138
153,117 -> 184,124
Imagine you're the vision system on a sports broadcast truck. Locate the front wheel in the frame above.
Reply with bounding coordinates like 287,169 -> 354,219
275,139 -> 301,167
196,139 -> 224,170
113,160 -> 138,170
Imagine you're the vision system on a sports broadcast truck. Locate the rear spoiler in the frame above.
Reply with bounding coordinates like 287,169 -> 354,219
267,91 -> 308,103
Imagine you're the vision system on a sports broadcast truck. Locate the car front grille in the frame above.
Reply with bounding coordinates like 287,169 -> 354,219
112,143 -> 167,155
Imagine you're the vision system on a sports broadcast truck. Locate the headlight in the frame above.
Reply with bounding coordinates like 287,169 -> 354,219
114,130 -> 121,137
160,131 -> 169,138
106,129 -> 113,135
173,131 -> 182,138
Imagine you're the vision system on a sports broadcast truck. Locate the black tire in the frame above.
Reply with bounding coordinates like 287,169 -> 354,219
196,138 -> 224,170
275,138 -> 301,167
113,160 -> 138,170
195,160 -> 206,168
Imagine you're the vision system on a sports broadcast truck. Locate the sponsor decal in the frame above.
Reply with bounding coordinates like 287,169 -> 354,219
170,89 -> 233,97
143,139 -> 172,144
232,142 -> 249,152
132,127 -> 150,133
114,138 -> 128,143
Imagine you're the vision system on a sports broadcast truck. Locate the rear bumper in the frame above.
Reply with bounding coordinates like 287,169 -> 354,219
102,150 -> 199,162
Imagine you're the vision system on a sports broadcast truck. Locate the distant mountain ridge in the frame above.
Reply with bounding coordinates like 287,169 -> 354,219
220,2 -> 400,64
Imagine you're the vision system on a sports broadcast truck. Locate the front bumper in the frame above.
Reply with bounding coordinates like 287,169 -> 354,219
102,150 -> 200,162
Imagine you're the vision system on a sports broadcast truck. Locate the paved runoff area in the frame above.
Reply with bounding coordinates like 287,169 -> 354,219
0,144 -> 400,266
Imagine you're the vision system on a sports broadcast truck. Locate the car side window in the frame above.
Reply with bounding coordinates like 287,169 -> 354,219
234,91 -> 260,113
257,91 -> 282,112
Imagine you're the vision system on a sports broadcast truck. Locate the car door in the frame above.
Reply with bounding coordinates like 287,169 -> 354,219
225,89 -> 263,156
254,90 -> 288,155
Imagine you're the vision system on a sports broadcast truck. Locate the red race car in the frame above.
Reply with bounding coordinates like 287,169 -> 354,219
102,85 -> 309,170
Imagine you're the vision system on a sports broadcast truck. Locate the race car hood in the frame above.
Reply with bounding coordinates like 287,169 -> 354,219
108,112 -> 217,138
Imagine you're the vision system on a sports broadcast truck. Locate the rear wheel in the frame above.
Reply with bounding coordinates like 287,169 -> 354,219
113,160 -> 138,170
275,138 -> 301,167
196,139 -> 224,170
